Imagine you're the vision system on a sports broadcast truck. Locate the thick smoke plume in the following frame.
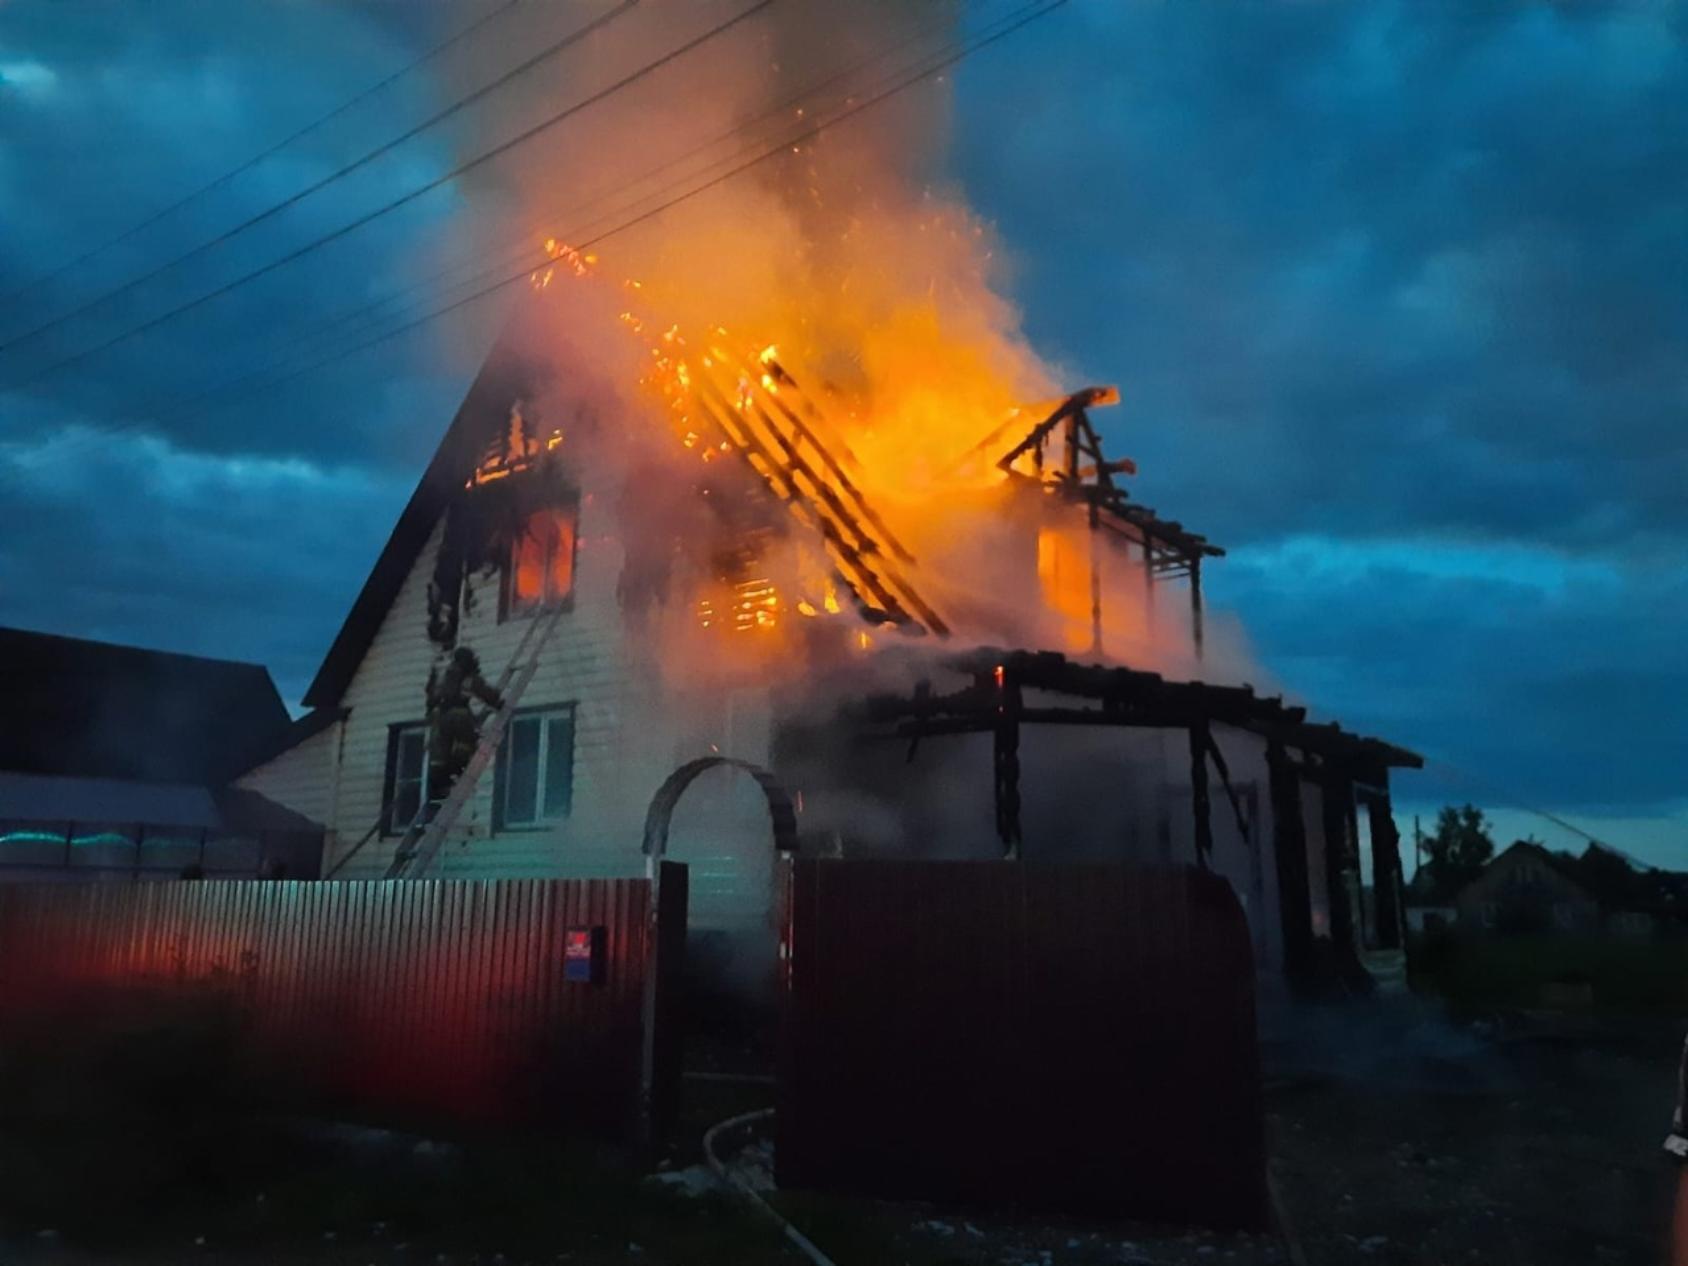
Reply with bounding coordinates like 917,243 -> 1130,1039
432,0 -> 1261,688
421,2 -> 1283,939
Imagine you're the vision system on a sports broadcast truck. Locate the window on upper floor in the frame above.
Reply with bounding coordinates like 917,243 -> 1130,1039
504,502 -> 577,619
382,722 -> 430,835
496,704 -> 575,830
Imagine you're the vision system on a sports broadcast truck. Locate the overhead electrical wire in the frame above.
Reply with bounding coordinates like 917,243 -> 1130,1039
173,0 -> 1062,426
170,0 -> 979,406
0,0 -> 524,312
1413,755 -> 1608,849
0,0 -> 638,357
142,0 -> 1067,442
0,0 -> 1066,478
0,0 -> 765,389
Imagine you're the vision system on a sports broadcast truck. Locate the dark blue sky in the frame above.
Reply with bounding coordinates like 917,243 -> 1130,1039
1,2 -> 1683,862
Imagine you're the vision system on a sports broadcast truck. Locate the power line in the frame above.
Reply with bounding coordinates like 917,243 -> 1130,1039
178,0 -> 974,402
0,0 -> 522,312
0,0 -> 636,356
0,0 -> 1064,481
143,1 -> 1068,419
1,0 -> 768,391
1413,754 -> 1607,848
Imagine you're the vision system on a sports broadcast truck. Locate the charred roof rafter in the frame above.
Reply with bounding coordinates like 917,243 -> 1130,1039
995,387 -> 1225,570
855,648 -> 1423,778
989,387 -> 1224,658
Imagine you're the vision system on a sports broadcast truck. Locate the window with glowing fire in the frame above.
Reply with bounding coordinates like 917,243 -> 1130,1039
503,502 -> 577,618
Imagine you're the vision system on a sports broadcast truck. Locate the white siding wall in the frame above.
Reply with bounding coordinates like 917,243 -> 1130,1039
322,486 -> 774,900
236,721 -> 340,828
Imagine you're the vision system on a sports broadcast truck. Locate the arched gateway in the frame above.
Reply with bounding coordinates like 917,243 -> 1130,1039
641,756 -> 799,864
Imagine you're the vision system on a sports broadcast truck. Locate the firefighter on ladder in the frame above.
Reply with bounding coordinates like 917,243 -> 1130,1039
423,646 -> 505,811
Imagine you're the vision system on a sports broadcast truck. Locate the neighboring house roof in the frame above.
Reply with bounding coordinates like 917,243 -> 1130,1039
1451,839 -> 1688,918
1466,840 -> 1594,894
242,705 -> 348,771
302,332 -> 552,709
1586,838 -> 1652,871
0,770 -> 321,834
0,770 -> 219,826
0,625 -> 290,784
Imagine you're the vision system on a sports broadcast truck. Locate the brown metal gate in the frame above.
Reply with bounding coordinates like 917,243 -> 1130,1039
778,860 -> 1266,1227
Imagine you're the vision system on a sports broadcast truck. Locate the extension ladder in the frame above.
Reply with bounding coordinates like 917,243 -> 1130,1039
384,600 -> 570,878
323,602 -> 566,880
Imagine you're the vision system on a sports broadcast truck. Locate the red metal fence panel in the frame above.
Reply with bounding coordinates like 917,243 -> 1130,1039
778,860 -> 1266,1228
0,871 -> 686,1137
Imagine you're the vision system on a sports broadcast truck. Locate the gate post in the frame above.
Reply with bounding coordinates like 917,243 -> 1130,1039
637,860 -> 688,1145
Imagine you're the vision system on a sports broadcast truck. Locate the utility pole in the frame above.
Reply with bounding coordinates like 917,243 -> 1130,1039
1413,814 -> 1423,873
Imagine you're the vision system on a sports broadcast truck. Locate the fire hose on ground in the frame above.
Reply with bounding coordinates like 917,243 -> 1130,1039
702,1108 -> 1306,1266
701,1107 -> 838,1266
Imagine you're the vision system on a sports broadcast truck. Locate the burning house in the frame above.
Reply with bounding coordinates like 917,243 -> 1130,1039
240,0 -> 1419,992
240,288 -> 1419,992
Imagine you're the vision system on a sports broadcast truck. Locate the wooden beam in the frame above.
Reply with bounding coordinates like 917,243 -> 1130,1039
1190,557 -> 1205,662
1319,770 -> 1360,966
1203,729 -> 1252,845
1267,742 -> 1314,983
992,669 -> 1024,856
1364,792 -> 1405,951
1189,720 -> 1213,869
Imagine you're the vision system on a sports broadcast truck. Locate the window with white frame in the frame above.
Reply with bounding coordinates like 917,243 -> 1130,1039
498,705 -> 575,828
384,722 -> 430,835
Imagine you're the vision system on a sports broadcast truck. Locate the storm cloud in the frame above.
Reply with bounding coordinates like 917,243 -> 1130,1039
1,2 -> 1683,857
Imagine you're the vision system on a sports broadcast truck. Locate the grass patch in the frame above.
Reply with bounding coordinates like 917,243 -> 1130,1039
1410,932 -> 1688,1013
0,996 -> 797,1264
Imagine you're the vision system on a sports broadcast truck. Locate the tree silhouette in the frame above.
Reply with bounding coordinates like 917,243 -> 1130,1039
1422,804 -> 1496,895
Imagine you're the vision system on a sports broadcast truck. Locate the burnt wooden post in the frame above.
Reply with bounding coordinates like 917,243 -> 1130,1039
1366,794 -> 1405,950
1266,744 -> 1313,981
1188,720 -> 1213,870
1142,530 -> 1156,627
638,860 -> 689,1146
1345,793 -> 1365,946
1190,557 -> 1205,662
993,666 -> 1024,857
1087,498 -> 1103,656
1319,768 -> 1359,961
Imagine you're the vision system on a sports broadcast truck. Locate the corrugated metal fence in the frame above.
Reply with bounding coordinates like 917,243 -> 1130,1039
0,868 -> 686,1137
778,860 -> 1267,1228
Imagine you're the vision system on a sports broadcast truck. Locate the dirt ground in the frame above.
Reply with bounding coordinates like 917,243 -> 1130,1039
1264,1005 -> 1681,1265
0,1002 -> 1679,1265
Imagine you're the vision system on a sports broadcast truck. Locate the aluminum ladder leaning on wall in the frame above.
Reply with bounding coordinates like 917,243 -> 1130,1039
384,600 -> 569,878
323,602 -> 567,880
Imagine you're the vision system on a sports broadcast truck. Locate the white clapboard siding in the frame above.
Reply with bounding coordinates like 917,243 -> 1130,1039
236,720 -> 340,827
319,480 -> 778,906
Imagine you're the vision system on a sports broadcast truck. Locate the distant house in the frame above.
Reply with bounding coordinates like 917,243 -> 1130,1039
0,626 -> 323,880
1402,866 -> 1458,934
1434,840 -> 1682,938
1454,842 -> 1601,935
